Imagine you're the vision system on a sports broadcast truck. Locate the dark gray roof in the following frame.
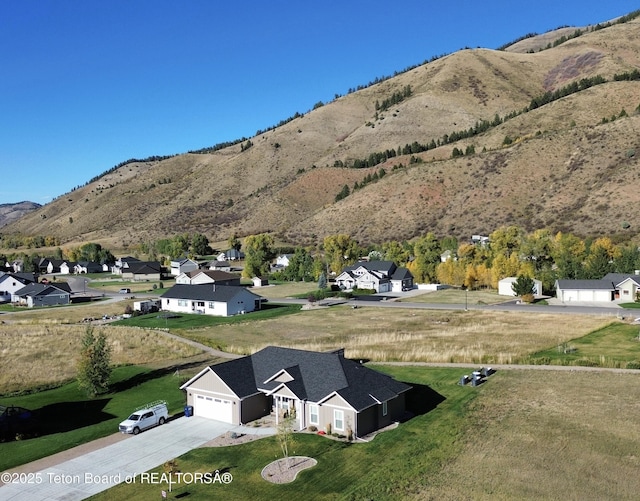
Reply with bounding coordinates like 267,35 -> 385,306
204,346 -> 411,411
126,261 -> 162,274
391,267 -> 413,280
161,284 -> 260,302
0,273 -> 34,286
344,260 -> 397,276
15,283 -> 71,297
555,279 -> 616,290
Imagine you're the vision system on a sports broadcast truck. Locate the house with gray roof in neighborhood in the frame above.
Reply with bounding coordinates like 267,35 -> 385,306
160,284 -> 263,317
555,272 -> 640,303
14,282 -> 71,307
335,260 -> 413,293
179,346 -> 412,438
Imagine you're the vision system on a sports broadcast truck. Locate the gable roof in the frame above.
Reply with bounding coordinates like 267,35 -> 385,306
15,282 -> 71,297
601,273 -> 640,287
555,279 -> 616,290
187,269 -> 237,281
0,272 -> 36,286
161,283 -> 260,302
183,346 -> 411,412
391,267 -> 413,280
343,260 -> 397,276
125,261 -> 162,274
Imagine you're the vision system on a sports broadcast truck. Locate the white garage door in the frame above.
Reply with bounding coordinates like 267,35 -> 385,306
194,394 -> 233,423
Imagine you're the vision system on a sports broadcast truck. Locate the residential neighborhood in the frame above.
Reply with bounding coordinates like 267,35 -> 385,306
3,4 -> 640,499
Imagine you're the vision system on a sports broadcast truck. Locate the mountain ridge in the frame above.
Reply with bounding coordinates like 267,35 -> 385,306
3,15 -> 640,248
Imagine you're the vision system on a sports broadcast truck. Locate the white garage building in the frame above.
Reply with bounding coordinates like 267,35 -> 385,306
498,277 -> 543,297
554,279 -> 615,303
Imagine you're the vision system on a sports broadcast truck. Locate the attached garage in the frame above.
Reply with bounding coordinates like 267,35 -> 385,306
193,394 -> 233,423
555,279 -> 615,303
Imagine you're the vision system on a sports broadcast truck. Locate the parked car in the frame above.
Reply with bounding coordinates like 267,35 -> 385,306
119,288 -> 131,294
0,405 -> 39,440
119,401 -> 168,435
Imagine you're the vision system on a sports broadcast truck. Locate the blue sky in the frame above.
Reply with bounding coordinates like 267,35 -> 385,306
1,1 -> 636,205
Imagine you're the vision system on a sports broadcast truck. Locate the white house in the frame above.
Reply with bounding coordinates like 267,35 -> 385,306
175,270 -> 240,286
0,273 -> 36,303
554,272 -> 640,303
275,254 -> 294,268
498,277 -> 543,297
160,284 -> 263,317
336,261 -> 413,293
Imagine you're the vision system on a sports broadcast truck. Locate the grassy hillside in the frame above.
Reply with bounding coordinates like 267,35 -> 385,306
4,16 -> 640,249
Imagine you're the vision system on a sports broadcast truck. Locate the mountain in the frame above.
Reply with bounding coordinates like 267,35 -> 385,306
4,14 -> 640,249
0,202 -> 41,228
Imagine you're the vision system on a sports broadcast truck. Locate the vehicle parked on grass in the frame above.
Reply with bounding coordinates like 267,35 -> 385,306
0,405 -> 39,440
118,401 -> 168,435
119,288 -> 131,294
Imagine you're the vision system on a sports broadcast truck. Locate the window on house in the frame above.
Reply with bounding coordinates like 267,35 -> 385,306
309,404 -> 319,425
178,299 -> 188,307
334,409 -> 344,431
208,302 -> 215,308
382,401 -> 388,416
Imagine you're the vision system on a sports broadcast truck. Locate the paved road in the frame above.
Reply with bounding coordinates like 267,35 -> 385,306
275,296 -> 628,318
0,417 -> 274,501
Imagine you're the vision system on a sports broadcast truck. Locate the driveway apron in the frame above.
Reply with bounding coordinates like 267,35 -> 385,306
0,416 -> 234,501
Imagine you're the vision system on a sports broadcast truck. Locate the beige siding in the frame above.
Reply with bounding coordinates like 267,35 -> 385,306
187,369 -> 237,397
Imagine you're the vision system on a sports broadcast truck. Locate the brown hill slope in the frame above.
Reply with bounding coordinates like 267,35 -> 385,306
5,17 -> 640,248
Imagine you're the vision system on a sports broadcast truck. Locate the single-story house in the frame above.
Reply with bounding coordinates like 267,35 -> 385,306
179,346 -> 412,438
217,249 -> 245,261
554,273 -> 640,303
208,260 -> 232,272
170,258 -> 199,277
336,260 -> 413,293
14,282 -> 71,307
74,261 -> 104,274
121,261 -> 162,281
498,277 -> 543,297
160,284 -> 263,317
111,256 -> 142,275
175,270 -> 240,286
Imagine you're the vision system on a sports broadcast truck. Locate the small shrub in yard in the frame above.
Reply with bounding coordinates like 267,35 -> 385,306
521,293 -> 535,304
308,425 -> 317,432
625,361 -> 640,370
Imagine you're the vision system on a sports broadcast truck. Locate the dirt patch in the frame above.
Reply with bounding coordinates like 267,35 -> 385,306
261,456 -> 318,483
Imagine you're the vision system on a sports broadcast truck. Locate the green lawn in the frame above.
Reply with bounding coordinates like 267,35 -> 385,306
90,367 -> 478,501
525,322 -> 640,367
111,303 -> 301,329
0,365 -> 188,471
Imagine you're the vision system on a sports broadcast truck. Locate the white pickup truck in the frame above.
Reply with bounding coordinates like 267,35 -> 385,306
119,401 -> 169,435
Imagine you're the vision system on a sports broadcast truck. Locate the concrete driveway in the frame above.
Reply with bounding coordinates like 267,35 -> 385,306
0,416 -> 242,501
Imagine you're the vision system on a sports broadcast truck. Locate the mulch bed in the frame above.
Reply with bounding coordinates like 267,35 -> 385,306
261,456 -> 317,484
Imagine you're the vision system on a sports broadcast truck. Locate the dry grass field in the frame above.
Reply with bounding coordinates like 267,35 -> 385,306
180,306 -> 612,363
414,369 -> 640,500
0,324 -> 202,394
